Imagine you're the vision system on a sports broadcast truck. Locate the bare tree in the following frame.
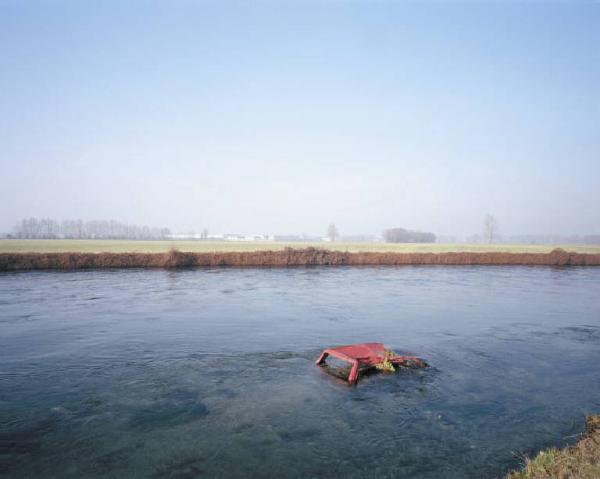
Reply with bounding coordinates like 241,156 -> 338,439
327,223 -> 339,242
201,228 -> 209,240
483,214 -> 498,244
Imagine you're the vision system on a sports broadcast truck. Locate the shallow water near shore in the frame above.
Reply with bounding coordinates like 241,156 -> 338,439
1,266 -> 600,478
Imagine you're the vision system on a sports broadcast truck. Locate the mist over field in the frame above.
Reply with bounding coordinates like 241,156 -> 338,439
1,2 -> 599,238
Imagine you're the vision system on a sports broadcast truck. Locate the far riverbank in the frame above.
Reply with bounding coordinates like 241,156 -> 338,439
1,247 -> 600,271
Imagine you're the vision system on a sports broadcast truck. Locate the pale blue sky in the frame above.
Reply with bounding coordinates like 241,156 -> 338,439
1,1 -> 599,236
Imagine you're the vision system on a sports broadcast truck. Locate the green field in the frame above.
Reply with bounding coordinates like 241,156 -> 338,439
1,239 -> 599,254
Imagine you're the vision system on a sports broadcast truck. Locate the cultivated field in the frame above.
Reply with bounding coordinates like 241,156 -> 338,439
1,239 -> 599,254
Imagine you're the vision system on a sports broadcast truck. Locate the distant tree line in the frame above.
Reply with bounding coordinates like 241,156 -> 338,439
383,227 -> 436,243
13,218 -> 171,240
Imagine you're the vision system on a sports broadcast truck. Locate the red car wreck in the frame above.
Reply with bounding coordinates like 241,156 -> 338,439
315,342 -> 427,384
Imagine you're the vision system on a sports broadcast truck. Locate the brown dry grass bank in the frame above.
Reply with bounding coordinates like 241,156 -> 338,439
506,415 -> 600,479
1,248 -> 600,271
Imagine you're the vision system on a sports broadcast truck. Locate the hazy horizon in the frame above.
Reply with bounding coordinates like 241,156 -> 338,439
1,2 -> 599,238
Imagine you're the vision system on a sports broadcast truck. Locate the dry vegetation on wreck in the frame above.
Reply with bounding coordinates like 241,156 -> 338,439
506,415 -> 600,479
1,247 -> 600,271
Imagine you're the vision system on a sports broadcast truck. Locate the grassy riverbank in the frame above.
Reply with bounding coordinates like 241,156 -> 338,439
1,239 -> 600,254
506,415 -> 600,479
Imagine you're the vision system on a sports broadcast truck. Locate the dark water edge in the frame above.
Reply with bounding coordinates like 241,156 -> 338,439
1,266 -> 600,478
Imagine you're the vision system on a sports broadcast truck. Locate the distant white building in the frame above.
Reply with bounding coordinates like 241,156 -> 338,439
245,234 -> 274,241
168,233 -> 204,240
223,234 -> 274,242
223,234 -> 245,241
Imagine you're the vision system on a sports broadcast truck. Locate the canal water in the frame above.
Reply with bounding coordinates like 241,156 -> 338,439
1,266 -> 600,478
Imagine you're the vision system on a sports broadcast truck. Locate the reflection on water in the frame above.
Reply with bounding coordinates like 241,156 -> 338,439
1,266 -> 600,478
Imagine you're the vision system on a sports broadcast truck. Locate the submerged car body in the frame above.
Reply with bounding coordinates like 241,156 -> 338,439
315,342 -> 427,383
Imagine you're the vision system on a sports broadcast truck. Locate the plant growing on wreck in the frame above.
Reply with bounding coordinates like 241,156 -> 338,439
375,349 -> 396,373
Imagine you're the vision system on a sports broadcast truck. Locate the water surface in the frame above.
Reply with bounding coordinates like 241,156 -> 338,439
1,266 -> 600,478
